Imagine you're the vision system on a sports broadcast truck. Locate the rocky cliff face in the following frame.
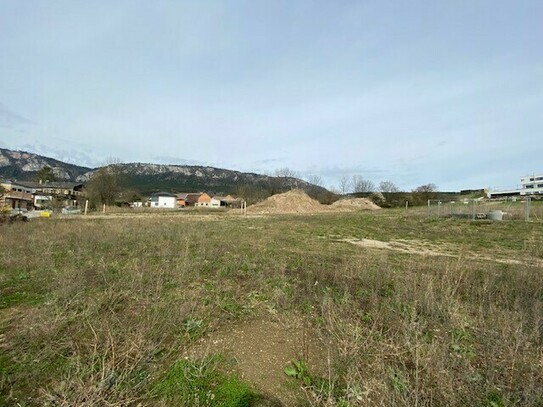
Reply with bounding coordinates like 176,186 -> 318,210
0,148 -> 328,196
0,148 -> 91,181
79,162 -> 326,195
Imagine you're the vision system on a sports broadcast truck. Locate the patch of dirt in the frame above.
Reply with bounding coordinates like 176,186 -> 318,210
340,237 -> 543,266
330,198 -> 381,211
247,190 -> 329,214
344,238 -> 457,258
246,192 -> 382,215
186,314 -> 330,405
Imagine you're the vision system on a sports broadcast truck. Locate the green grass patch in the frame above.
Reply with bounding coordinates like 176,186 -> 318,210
0,268 -> 46,309
153,356 -> 258,406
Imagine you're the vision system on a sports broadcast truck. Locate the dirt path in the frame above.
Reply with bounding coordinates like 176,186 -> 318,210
186,314 -> 330,405
339,238 -> 543,267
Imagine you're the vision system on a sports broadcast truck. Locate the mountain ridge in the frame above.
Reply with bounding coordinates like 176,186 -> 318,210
0,148 -> 329,196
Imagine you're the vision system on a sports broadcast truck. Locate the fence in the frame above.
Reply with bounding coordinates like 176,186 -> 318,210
427,197 -> 538,221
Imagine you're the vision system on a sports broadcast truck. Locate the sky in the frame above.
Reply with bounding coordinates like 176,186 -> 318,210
1,1 -> 542,191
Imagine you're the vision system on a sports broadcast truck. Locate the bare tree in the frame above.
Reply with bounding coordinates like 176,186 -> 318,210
274,167 -> 299,178
86,158 -> 124,207
412,183 -> 438,204
328,186 -> 340,195
86,167 -> 120,206
413,183 -> 437,193
306,174 -> 323,187
339,175 -> 351,194
351,175 -> 375,193
379,180 -> 400,193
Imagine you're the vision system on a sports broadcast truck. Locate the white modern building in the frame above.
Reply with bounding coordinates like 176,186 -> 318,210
488,174 -> 543,198
149,192 -> 177,208
520,174 -> 543,194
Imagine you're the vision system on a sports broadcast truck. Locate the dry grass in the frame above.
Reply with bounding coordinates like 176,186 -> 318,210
1,211 -> 542,406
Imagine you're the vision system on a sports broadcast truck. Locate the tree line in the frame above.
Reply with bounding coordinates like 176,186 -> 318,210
29,165 -> 439,209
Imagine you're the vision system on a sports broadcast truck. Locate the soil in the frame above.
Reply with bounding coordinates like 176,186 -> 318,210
247,190 -> 329,214
340,237 -> 543,266
247,190 -> 382,215
186,313 -> 330,406
330,198 -> 381,211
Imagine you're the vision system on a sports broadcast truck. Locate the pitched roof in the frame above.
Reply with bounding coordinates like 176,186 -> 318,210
150,192 -> 177,197
184,193 -> 202,202
13,181 -> 83,189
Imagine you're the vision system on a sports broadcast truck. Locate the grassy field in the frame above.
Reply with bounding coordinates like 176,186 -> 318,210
1,210 -> 542,406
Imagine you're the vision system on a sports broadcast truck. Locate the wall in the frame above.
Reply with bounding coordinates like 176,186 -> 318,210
157,196 -> 176,208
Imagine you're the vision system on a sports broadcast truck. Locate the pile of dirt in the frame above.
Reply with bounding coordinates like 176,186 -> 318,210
330,197 -> 381,211
247,189 -> 328,214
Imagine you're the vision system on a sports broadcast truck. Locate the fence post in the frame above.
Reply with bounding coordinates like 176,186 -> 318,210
525,198 -> 531,222
427,200 -> 430,218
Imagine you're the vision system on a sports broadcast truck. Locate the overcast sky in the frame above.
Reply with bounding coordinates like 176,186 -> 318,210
1,1 -> 542,191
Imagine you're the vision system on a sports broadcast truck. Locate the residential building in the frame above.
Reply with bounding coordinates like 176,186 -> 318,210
0,181 -> 33,210
209,195 -> 238,208
1,180 -> 86,209
176,193 -> 189,208
194,192 -> 211,207
149,192 -> 177,208
1,180 -> 85,209
184,192 -> 211,207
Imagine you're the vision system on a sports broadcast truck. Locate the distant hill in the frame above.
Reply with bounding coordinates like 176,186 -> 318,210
0,148 -> 91,181
82,163 -> 329,196
0,148 -> 329,197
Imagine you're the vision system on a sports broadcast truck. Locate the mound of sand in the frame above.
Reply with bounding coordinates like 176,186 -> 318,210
330,197 -> 381,211
247,189 -> 328,214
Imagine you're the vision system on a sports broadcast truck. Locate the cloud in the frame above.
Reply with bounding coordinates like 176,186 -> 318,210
0,103 -> 36,128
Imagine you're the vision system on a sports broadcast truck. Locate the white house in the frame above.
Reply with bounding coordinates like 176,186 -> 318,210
149,192 -> 177,208
210,197 -> 223,208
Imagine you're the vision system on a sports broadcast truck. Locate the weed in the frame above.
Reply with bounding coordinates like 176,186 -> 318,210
183,318 -> 207,340
450,327 -> 476,358
0,211 -> 542,405
154,356 -> 257,406
387,367 -> 410,394
485,390 -> 505,407
284,359 -> 312,386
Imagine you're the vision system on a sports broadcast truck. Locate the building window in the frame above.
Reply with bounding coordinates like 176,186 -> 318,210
526,184 -> 534,189
538,184 -> 543,188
